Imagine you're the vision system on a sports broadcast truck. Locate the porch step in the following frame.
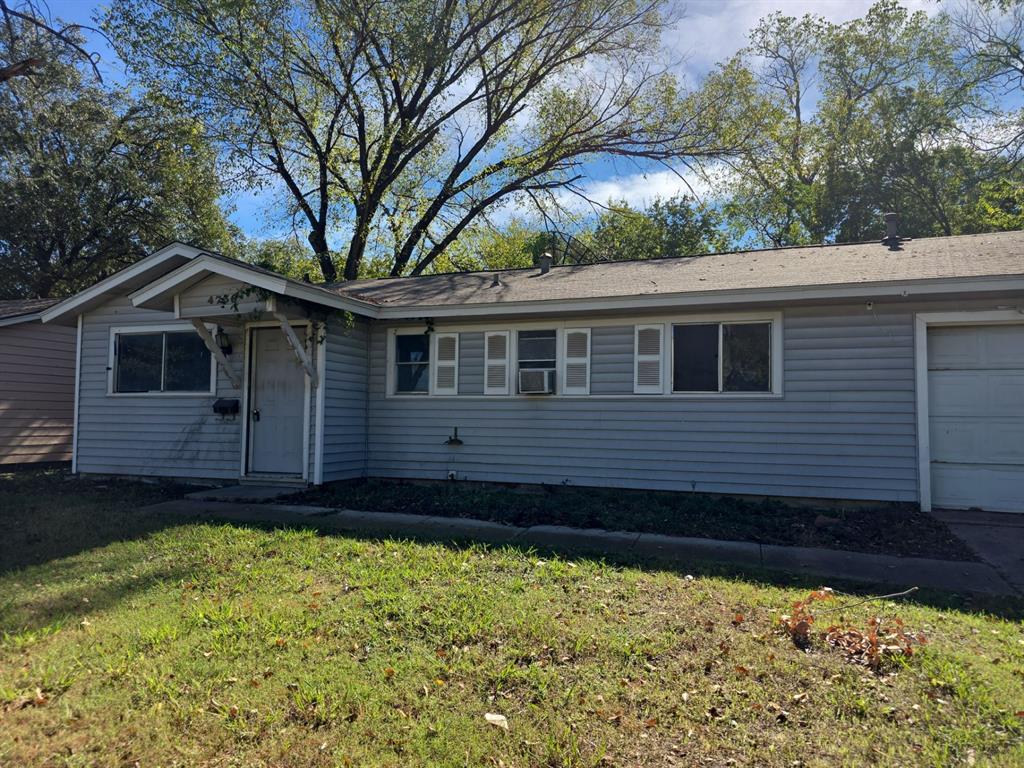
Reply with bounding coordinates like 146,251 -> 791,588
185,484 -> 304,502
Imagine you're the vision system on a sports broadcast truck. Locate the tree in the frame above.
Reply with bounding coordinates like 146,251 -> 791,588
235,237 -> 324,282
0,0 -> 101,83
584,194 -> 727,261
0,18 -> 234,299
104,0 -> 737,281
703,1 -> 992,246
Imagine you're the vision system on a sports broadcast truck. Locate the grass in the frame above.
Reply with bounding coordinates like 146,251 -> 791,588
1,471 -> 1022,767
288,479 -> 979,561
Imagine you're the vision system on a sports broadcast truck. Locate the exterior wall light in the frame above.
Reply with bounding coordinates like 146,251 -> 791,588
215,327 -> 233,356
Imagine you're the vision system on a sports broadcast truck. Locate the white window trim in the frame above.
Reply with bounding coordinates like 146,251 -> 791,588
384,310 -> 784,399
484,330 -> 511,395
668,316 -> 783,397
431,332 -> 460,396
561,328 -> 591,396
107,322 -> 217,397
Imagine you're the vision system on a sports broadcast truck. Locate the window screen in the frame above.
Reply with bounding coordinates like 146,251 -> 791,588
517,329 -> 556,369
672,324 -> 719,392
115,330 -> 212,393
672,321 -> 771,393
395,333 -> 430,393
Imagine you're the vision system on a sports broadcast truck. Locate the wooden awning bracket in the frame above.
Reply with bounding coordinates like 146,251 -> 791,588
190,318 -> 242,390
272,311 -> 318,387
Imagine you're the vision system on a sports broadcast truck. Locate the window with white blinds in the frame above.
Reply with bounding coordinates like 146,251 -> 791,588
431,333 -> 459,395
562,328 -> 591,395
484,331 -> 510,395
634,324 -> 664,394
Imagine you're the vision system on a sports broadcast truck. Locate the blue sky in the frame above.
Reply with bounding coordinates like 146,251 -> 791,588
50,0 -> 947,240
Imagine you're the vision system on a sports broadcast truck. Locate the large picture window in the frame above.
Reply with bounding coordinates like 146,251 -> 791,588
672,321 -> 771,393
114,329 -> 212,393
395,333 -> 430,393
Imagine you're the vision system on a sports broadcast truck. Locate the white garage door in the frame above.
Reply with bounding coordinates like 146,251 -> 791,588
927,325 -> 1024,512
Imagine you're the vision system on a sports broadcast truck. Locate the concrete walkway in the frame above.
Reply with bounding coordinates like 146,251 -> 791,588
142,499 -> 1020,596
931,508 -> 1024,594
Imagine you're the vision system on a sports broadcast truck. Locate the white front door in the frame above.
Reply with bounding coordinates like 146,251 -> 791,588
247,327 -> 306,476
927,324 -> 1024,512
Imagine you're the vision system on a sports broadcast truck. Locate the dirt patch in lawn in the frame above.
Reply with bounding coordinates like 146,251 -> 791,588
288,479 -> 980,561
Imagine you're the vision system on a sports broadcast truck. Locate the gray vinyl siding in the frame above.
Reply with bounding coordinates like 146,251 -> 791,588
178,275 -> 264,317
364,300 -> 977,502
321,317 -> 369,481
0,321 -> 76,464
76,296 -> 245,480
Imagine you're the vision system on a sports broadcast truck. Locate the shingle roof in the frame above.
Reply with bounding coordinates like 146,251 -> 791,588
326,231 -> 1024,309
0,298 -> 58,321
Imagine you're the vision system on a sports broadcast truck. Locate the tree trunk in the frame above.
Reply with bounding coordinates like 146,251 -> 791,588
344,216 -> 370,281
307,228 -> 336,282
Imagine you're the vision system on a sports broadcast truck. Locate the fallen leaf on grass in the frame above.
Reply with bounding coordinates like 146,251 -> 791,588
13,688 -> 48,709
484,712 -> 509,730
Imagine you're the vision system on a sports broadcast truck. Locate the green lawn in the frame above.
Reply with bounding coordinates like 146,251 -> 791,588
1,470 -> 1022,767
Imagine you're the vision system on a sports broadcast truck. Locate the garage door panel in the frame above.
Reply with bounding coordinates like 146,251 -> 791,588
931,418 -> 1024,464
931,464 -> 1024,513
929,371 -> 1024,418
927,324 -> 1024,513
983,325 -> 1024,366
928,327 -> 983,368
928,324 -> 1024,369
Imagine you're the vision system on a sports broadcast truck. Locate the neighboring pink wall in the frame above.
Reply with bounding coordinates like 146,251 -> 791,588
0,320 -> 76,464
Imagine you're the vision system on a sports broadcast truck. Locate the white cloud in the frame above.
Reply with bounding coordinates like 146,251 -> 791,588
555,167 -> 713,212
667,0 -> 940,80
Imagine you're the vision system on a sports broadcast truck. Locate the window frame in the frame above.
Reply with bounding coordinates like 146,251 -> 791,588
669,318 -> 778,396
107,323 -> 217,397
391,330 -> 433,396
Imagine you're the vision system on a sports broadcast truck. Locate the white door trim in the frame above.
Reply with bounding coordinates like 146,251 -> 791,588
914,309 -> 1024,511
241,320 -> 313,481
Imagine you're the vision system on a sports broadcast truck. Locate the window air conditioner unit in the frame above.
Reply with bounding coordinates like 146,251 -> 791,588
518,368 -> 555,394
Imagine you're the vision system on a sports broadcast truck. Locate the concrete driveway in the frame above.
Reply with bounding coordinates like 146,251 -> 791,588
931,509 -> 1024,594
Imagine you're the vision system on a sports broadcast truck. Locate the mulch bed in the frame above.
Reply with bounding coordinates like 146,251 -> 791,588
287,479 -> 980,561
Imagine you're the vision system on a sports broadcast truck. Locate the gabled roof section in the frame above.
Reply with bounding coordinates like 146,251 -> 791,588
40,242 -> 208,325
326,230 -> 1024,318
129,251 -> 378,317
0,298 -> 59,327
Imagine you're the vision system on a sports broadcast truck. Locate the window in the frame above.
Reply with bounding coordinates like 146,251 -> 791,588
395,333 -> 430,394
114,329 -> 212,393
672,321 -> 771,393
517,329 -> 556,369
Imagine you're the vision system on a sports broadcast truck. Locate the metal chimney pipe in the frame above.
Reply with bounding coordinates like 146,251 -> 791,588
538,252 -> 553,274
882,212 -> 900,249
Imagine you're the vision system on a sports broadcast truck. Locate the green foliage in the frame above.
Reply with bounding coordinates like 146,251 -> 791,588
235,238 -> 325,282
583,195 -> 728,262
0,17 -> 233,299
704,0 -> 1007,247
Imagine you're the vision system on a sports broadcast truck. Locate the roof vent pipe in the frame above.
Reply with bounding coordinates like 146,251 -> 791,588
882,212 -> 900,250
538,252 -> 553,274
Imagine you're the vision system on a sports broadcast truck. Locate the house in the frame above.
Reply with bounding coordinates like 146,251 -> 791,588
38,232 -> 1024,513
0,298 -> 77,465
